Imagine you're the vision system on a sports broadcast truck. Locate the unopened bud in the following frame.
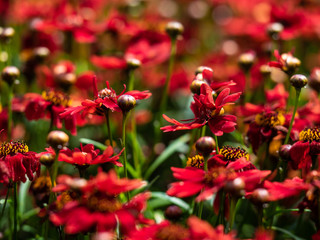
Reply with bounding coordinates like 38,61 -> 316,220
195,66 -> 213,75
309,68 -> 320,92
55,72 -> 76,90
279,144 -> 292,160
1,66 -> 20,86
260,64 -> 272,78
267,22 -> 284,39
224,178 -> 245,197
165,21 -> 184,39
251,188 -> 270,204
126,58 -> 141,69
238,52 -> 255,72
117,95 -> 136,112
40,153 -> 55,167
190,80 -> 206,94
47,131 -> 69,149
290,74 -> 308,89
33,47 -> 50,64
285,56 -> 301,73
1,27 -> 15,43
164,205 -> 183,221
195,136 -> 216,156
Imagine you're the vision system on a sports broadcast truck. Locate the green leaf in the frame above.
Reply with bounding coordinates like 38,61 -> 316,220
79,138 -> 107,150
19,180 -> 31,214
150,192 -> 190,211
144,134 -> 190,179
271,226 -> 305,240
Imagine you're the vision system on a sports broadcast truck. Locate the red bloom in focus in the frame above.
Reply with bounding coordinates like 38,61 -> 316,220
129,216 -> 236,240
167,158 -> 270,201
0,141 -> 40,183
58,144 -> 124,167
50,170 -> 150,235
289,128 -> 320,171
60,77 -> 151,120
24,89 -> 76,135
161,84 -> 241,136
268,50 -> 300,75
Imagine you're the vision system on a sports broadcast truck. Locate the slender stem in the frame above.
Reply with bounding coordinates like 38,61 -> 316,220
284,88 -> 301,145
197,199 -> 204,219
0,188 -> 9,220
244,71 -> 251,103
105,110 -> 113,146
131,111 -> 141,178
48,153 -> 59,203
216,191 -> 226,226
7,84 -> 13,140
257,206 -> 264,228
128,69 -> 135,92
13,182 -> 18,240
229,197 -> 237,231
121,112 -> 130,200
201,125 -> 206,137
214,135 -> 219,154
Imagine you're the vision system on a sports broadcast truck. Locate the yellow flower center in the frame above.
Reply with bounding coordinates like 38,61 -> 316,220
299,128 -> 320,142
42,89 -> 70,107
255,111 -> 285,127
0,141 -> 29,157
219,146 -> 249,161
186,155 -> 204,169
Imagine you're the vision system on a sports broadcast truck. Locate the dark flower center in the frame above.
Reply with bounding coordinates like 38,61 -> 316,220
219,146 -> 249,161
205,167 -> 236,183
42,89 -> 70,107
186,155 -> 204,169
98,88 -> 116,99
255,111 -> 285,127
56,191 -> 80,210
86,192 -> 122,213
299,128 -> 320,142
0,141 -> 29,157
155,224 -> 189,240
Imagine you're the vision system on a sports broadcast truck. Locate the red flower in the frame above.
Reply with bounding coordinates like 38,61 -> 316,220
24,89 -> 77,135
50,170 -> 150,235
268,50 -> 300,75
246,177 -> 310,202
60,77 -> 151,120
58,144 -> 124,167
167,158 -> 270,201
0,141 -> 40,183
289,127 -> 320,171
129,216 -> 236,240
161,84 -> 241,136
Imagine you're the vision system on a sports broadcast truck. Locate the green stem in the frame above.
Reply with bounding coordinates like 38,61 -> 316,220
229,197 -> 237,231
13,182 -> 18,240
216,191 -> 226,226
128,69 -> 135,92
284,88 -> 300,145
121,112 -> 130,200
7,84 -> 13,140
105,110 -> 113,146
257,206 -> 264,228
214,135 -> 219,154
197,199 -> 204,219
201,125 -> 206,137
0,188 -> 9,220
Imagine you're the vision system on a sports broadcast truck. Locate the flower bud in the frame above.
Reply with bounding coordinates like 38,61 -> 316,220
1,66 -> 20,86
279,144 -> 292,160
195,66 -> 213,75
290,74 -> 308,89
55,72 -> 77,90
1,27 -> 15,43
251,188 -> 270,204
238,52 -> 255,72
33,47 -> 50,64
224,177 -> 245,197
117,95 -> 136,112
164,205 -> 183,221
309,68 -> 320,92
126,58 -> 141,70
285,56 -> 301,73
195,136 -> 216,156
47,130 -> 69,149
40,153 -> 55,167
259,64 -> 272,78
190,80 -> 206,94
165,21 -> 184,39
267,22 -> 283,39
